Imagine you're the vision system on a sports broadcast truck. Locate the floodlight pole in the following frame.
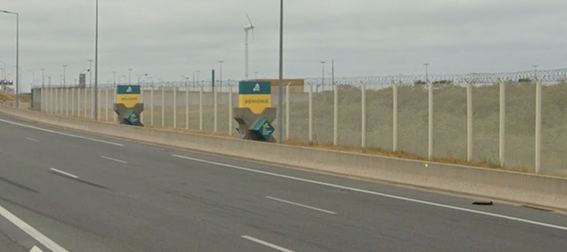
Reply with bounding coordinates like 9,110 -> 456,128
0,10 -> 19,107
94,0 -> 99,120
277,0 -> 284,144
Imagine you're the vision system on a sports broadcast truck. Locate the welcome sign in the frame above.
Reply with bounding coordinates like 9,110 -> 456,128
238,81 -> 271,114
116,85 -> 141,108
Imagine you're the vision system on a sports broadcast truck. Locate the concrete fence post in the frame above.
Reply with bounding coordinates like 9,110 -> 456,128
309,83 -> 313,143
361,83 -> 367,149
173,87 -> 177,129
392,81 -> 398,152
84,88 -> 88,118
466,80 -> 473,162
334,83 -> 339,146
97,88 -> 101,120
161,86 -> 165,127
199,85 -> 203,131
214,85 -> 218,132
150,87 -> 154,126
499,78 -> 506,168
186,86 -> 189,130
71,88 -> 75,117
285,83 -> 291,140
55,88 -> 58,114
535,78 -> 543,173
113,87 -> 117,123
105,88 -> 109,121
228,85 -> 233,135
50,88 -> 54,114
91,87 -> 95,119
77,88 -> 81,117
428,80 -> 434,160
65,88 -> 69,116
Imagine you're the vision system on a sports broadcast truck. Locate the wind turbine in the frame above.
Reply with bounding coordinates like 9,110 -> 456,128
244,13 -> 255,80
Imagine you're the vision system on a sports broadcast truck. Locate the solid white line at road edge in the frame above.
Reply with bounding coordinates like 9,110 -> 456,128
241,235 -> 295,252
101,156 -> 128,164
0,204 -> 68,252
49,168 -> 79,179
172,154 -> 567,232
266,196 -> 337,215
0,118 -> 124,146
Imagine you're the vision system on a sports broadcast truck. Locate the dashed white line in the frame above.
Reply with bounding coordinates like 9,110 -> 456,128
101,156 -> 128,164
0,204 -> 68,252
266,196 -> 337,215
0,118 -> 124,146
26,137 -> 40,142
241,235 -> 295,252
49,168 -> 79,179
172,154 -> 567,232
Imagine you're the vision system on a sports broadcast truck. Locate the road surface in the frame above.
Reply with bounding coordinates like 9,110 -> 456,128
0,114 -> 566,251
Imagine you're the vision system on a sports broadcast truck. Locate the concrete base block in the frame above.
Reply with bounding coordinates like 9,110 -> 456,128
234,107 -> 276,142
114,103 -> 144,126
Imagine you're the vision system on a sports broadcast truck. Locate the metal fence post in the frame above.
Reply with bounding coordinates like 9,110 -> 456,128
150,87 -> 154,126
361,83 -> 367,149
173,87 -> 177,129
499,78 -> 506,168
285,83 -> 290,140
199,85 -> 203,131
309,83 -> 313,143
466,80 -> 473,162
214,85 -> 218,132
228,85 -> 233,135
428,80 -> 433,160
161,86 -> 165,127
392,81 -> 398,152
535,78 -> 542,173
333,83 -> 338,146
186,86 -> 189,130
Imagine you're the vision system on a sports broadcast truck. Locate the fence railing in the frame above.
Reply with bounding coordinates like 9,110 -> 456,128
31,68 -> 567,177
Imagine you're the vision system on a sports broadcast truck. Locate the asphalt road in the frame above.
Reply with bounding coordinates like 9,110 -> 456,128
0,114 -> 566,252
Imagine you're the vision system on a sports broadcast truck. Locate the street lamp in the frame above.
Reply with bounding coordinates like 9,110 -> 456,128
27,70 -> 34,87
320,61 -> 326,92
218,61 -> 224,91
128,68 -> 133,85
41,68 -> 45,88
94,0 -> 100,120
88,60 -> 93,87
424,63 -> 430,82
62,65 -> 67,86
137,73 -> 147,84
0,10 -> 19,107
277,0 -> 284,144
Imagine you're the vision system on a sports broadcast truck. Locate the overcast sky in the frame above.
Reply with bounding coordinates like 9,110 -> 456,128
1,0 -> 566,92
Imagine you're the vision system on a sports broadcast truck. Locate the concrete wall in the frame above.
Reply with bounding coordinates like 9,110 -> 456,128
1,104 -> 567,211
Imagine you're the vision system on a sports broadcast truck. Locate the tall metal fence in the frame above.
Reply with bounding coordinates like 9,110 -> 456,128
32,68 -> 567,177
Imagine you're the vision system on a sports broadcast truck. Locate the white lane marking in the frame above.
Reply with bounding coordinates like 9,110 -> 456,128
266,196 -> 337,215
241,235 -> 295,252
172,154 -> 567,232
0,118 -> 124,146
30,246 -> 44,252
101,156 -> 128,164
0,204 -> 68,252
26,138 -> 40,142
49,168 -> 79,179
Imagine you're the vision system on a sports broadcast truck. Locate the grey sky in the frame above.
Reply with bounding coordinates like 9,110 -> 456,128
1,0 -> 566,92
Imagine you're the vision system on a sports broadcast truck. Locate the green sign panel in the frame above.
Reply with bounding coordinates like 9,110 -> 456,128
239,81 -> 271,95
251,119 -> 275,141
117,85 -> 141,95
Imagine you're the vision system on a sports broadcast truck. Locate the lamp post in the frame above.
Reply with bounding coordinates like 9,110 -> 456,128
93,0 -> 99,120
62,65 -> 67,86
128,68 -> 133,85
218,61 -> 224,91
320,61 -> 326,92
277,0 -> 284,144
137,73 -> 147,85
27,70 -> 34,87
0,10 -> 19,107
41,68 -> 45,88
88,60 -> 93,87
